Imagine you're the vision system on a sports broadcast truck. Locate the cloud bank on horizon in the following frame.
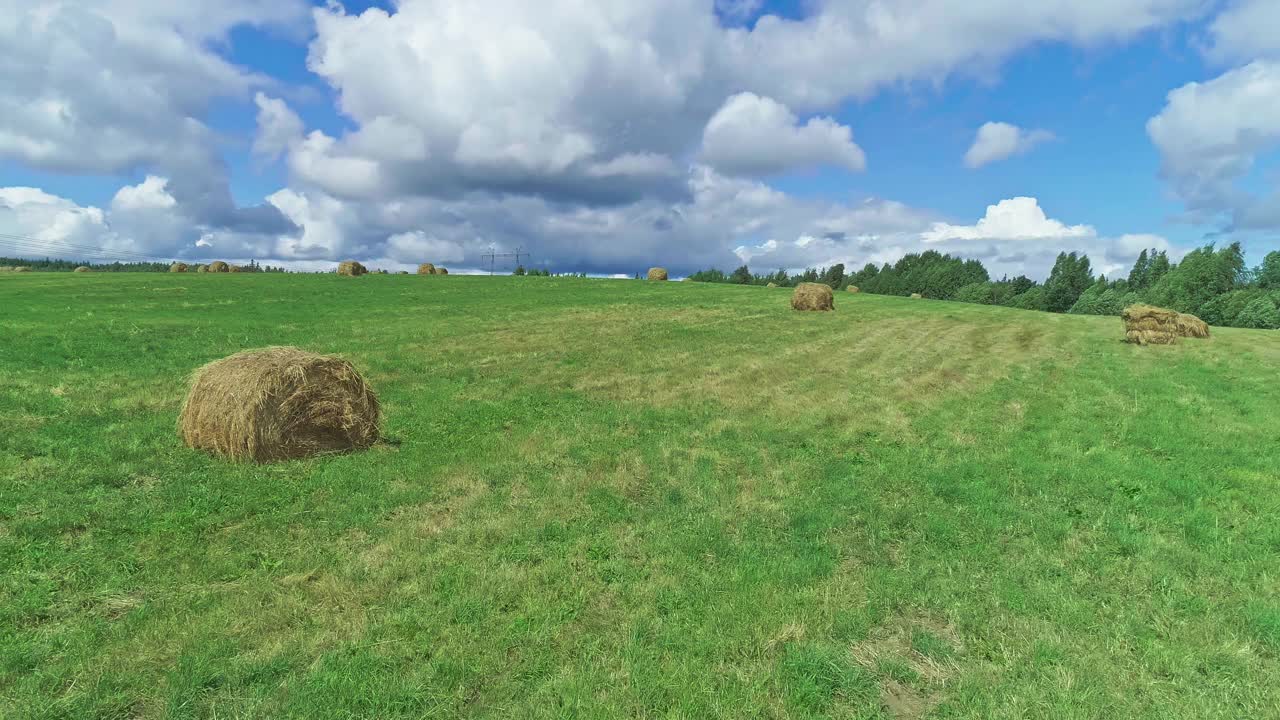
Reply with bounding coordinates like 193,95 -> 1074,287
1,0 -> 1277,279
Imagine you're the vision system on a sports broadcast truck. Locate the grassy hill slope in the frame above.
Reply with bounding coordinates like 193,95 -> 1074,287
2,273 -> 1278,718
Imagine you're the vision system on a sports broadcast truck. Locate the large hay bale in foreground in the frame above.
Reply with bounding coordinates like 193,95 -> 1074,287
647,267 -> 668,281
178,347 -> 380,463
847,285 -> 860,293
434,267 -> 449,275
791,282 -> 834,311
417,263 -> 436,275
208,261 -> 230,273
1122,304 -> 1208,344
170,262 -> 189,273
74,266 -> 91,273
337,261 -> 368,277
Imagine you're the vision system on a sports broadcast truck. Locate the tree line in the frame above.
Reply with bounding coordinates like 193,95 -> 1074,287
1,258 -> 289,273
689,242 -> 1280,329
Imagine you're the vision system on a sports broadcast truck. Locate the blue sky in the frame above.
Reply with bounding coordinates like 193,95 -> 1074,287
1,0 -> 1277,276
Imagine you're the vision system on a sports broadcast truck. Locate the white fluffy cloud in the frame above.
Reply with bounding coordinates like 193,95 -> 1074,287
385,231 -> 467,265
721,0 -> 1209,109
2,172 -> 1172,282
963,122 -> 1055,168
1206,0 -> 1280,65
1147,61 -> 1280,230
252,93 -> 306,163
915,197 -> 1164,277
700,93 -> 866,176
0,1 -> 305,246
111,176 -> 176,212
921,198 -> 1092,242
0,178 -> 204,261
733,195 -> 1169,280
285,0 -> 1209,206
0,187 -> 112,254
0,1 -> 305,174
295,0 -> 721,203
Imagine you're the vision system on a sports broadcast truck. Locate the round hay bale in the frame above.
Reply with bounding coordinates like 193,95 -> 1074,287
791,282 -> 834,311
169,262 -> 189,273
0,267 -> 11,272
208,261 -> 230,273
434,267 -> 449,275
228,264 -> 243,273
766,282 -> 778,288
74,266 -> 91,273
1174,312 -> 1210,339
417,263 -> 436,275
195,265 -> 208,273
847,285 -> 860,293
647,267 -> 668,281
178,347 -> 380,463
910,292 -> 922,299
13,266 -> 32,273
337,260 -> 368,277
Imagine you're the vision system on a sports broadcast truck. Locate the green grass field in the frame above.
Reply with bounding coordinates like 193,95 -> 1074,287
3,273 -> 1279,719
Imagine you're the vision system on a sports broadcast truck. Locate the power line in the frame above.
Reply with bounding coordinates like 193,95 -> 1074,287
0,232 -> 179,261
0,242 -> 171,265
0,233 -> 182,264
479,245 -> 530,275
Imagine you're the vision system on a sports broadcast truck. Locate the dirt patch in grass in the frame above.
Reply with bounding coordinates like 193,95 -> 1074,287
851,612 -> 962,719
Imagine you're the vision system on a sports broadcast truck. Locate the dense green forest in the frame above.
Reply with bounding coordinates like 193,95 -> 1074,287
689,243 -> 1280,329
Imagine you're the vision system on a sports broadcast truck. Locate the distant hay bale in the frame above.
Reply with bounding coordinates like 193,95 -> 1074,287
228,264 -> 243,273
766,282 -> 778,288
178,346 -> 380,463
337,260 -> 368,277
74,266 -> 91,273
1122,304 -> 1210,345
847,285 -> 860,293
0,267 -> 10,272
195,265 -> 208,273
417,263 -> 436,275
434,267 -> 449,275
791,282 -> 834,311
170,262 -> 189,273
1122,304 -> 1180,345
208,261 -> 230,273
13,266 -> 32,273
398,271 -> 409,275
910,293 -> 922,299
647,267 -> 668,281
